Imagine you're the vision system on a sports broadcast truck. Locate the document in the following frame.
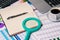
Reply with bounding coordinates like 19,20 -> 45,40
0,1 -> 38,35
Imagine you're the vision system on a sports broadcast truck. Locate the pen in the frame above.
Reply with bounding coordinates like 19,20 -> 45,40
7,12 -> 28,20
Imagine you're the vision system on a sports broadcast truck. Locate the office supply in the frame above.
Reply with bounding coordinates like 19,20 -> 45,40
0,21 -> 17,40
7,12 -> 28,20
0,21 -> 21,40
0,0 -> 18,8
0,22 -> 20,40
0,28 -> 16,40
29,0 -> 51,13
45,0 -> 60,7
22,17 -> 42,40
0,0 -> 60,40
17,4 -> 60,40
29,0 -> 60,14
14,34 -> 21,40
0,1 -> 38,35
0,23 -> 4,28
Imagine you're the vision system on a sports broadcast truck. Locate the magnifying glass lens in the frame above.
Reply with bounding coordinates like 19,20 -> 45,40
26,20 -> 38,28
22,17 -> 42,31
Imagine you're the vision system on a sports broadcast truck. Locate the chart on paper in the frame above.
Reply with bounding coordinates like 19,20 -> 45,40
18,5 -> 60,40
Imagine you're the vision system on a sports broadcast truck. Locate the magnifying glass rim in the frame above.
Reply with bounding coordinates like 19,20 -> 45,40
22,17 -> 42,32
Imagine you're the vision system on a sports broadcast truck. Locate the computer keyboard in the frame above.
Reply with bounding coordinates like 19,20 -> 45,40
44,0 -> 60,7
0,0 -> 18,8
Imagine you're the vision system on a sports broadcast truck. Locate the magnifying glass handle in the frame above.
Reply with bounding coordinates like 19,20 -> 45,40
25,31 -> 31,40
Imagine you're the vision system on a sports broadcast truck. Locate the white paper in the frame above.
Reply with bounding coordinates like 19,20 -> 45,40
18,5 -> 60,40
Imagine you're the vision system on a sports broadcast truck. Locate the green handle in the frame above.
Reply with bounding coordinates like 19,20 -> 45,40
25,31 -> 31,40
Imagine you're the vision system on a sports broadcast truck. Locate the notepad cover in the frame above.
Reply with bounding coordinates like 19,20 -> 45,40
0,1 -> 38,35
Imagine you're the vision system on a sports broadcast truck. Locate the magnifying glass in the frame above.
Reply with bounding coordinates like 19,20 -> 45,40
22,17 -> 42,40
